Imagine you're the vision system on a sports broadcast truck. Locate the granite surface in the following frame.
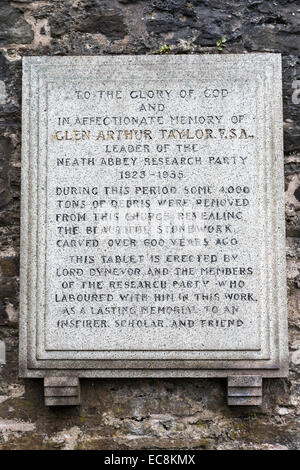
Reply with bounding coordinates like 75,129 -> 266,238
20,54 -> 288,378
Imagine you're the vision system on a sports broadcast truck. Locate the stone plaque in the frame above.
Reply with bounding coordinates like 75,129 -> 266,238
20,55 -> 288,406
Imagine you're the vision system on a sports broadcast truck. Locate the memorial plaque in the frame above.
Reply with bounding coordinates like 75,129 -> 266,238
20,55 -> 288,406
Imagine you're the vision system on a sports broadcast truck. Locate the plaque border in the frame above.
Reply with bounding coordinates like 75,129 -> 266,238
19,54 -> 288,379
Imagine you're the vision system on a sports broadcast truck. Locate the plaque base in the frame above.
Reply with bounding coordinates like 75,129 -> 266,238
44,377 -> 80,406
42,375 -> 265,407
227,376 -> 262,406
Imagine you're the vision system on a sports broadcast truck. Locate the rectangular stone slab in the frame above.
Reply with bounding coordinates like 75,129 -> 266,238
228,376 -> 262,387
44,377 -> 79,387
44,397 -> 80,406
19,54 -> 288,379
44,387 -> 79,397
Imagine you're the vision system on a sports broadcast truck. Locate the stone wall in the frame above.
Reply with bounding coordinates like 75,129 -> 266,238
0,0 -> 299,450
